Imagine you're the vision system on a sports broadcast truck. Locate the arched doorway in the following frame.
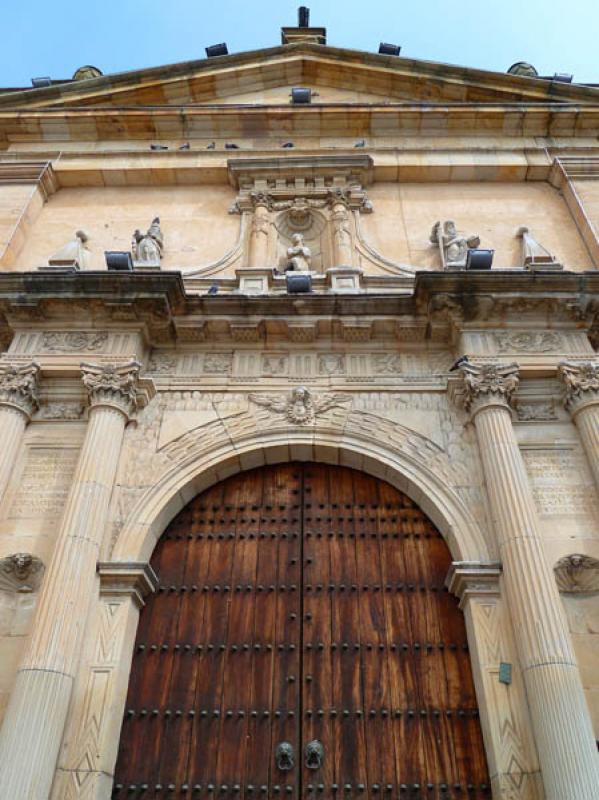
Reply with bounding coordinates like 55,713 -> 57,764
113,463 -> 490,798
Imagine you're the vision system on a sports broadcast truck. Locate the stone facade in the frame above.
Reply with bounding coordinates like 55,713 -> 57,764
0,14 -> 598,800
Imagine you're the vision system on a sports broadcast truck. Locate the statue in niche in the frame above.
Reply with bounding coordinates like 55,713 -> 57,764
517,226 -> 562,270
286,233 -> 312,272
430,220 -> 480,268
47,230 -> 90,270
132,217 -> 164,268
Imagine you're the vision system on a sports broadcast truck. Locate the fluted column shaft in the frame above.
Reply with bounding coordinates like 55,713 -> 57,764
559,361 -> 599,491
0,362 -> 141,800
0,362 -> 40,504
461,362 -> 599,800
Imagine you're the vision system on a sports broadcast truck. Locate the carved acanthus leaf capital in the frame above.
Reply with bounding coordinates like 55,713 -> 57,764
0,362 -> 40,418
558,361 -> 599,414
458,362 -> 520,414
554,554 -> 599,594
81,361 -> 142,417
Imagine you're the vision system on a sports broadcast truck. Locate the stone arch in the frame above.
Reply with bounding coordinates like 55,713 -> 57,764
113,429 -> 491,564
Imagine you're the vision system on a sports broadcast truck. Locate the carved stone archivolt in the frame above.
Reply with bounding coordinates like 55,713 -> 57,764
0,362 -> 40,418
0,553 -> 44,593
554,554 -> 599,594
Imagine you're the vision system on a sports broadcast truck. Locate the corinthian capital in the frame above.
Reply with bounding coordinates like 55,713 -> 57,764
81,361 -> 141,417
0,362 -> 40,418
558,361 -> 599,414
459,361 -> 519,414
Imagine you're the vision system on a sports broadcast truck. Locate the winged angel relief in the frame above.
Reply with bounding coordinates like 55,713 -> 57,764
249,386 -> 352,425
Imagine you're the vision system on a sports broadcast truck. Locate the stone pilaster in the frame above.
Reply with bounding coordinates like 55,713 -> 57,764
329,192 -> 352,266
0,362 -> 40,504
248,195 -> 271,267
455,361 -> 599,800
559,360 -> 599,490
0,362 -> 154,800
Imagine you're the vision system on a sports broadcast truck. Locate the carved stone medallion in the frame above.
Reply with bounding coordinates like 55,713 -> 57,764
249,386 -> 352,425
554,554 -> 599,594
0,553 -> 44,593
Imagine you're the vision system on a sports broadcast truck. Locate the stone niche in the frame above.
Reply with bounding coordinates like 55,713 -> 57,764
228,155 -> 374,272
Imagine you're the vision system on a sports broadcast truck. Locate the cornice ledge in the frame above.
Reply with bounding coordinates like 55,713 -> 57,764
228,155 -> 374,188
97,561 -> 159,608
446,561 -> 502,607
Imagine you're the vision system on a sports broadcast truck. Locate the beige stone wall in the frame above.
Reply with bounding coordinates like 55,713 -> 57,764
562,594 -> 599,735
7,179 -> 594,274
362,182 -> 593,271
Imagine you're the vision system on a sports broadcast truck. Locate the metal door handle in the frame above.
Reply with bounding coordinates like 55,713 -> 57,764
276,742 -> 295,771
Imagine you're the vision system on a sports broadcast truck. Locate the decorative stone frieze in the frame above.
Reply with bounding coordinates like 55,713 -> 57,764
554,554 -> 599,594
0,552 -> 45,594
0,361 -> 40,418
458,361 -> 519,415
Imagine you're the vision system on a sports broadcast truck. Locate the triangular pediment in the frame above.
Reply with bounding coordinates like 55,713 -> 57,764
2,42 -> 598,111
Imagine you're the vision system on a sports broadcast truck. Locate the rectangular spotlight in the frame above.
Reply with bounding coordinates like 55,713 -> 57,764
286,273 -> 312,293
105,251 -> 133,271
465,249 -> 494,270
291,87 -> 312,104
205,43 -> 229,58
553,72 -> 573,83
31,77 -> 52,88
378,43 -> 401,56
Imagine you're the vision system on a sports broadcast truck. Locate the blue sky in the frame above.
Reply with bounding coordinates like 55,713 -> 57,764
2,0 -> 597,87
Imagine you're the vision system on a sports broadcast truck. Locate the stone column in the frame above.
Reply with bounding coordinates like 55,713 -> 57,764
329,190 -> 353,266
455,361 -> 599,800
0,361 -> 152,800
248,195 -> 271,267
559,360 -> 599,490
0,362 -> 40,504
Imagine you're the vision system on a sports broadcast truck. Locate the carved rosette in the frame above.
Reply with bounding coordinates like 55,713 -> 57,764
458,362 -> 520,415
558,361 -> 599,415
81,361 -> 141,418
0,362 -> 40,419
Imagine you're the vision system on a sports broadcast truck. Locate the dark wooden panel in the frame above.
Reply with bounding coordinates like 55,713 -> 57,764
113,462 -> 490,800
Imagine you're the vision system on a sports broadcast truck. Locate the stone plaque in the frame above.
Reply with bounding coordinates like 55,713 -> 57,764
11,447 -> 79,519
523,449 -> 599,521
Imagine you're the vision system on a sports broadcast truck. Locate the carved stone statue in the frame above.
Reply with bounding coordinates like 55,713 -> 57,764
554,554 -> 599,594
47,230 -> 90,270
517,226 -> 562,270
430,220 -> 480,269
286,233 -> 312,272
132,217 -> 164,268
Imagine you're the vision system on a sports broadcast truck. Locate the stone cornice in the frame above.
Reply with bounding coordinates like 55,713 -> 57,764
446,561 -> 502,608
97,562 -> 158,608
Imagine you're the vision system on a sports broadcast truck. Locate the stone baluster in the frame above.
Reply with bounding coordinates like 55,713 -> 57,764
0,361 -> 153,799
248,193 -> 271,267
329,190 -> 353,266
455,361 -> 599,800
559,361 -> 599,490
0,362 -> 40,504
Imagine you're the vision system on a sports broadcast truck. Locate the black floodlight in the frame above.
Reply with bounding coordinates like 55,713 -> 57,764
31,77 -> 52,88
298,6 -> 310,27
291,87 -> 312,104
206,43 -> 229,58
553,72 -> 573,83
105,251 -> 133,271
465,249 -> 494,270
286,273 -> 312,293
378,43 -> 401,56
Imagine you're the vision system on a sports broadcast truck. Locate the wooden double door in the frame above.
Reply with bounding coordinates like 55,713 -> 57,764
113,463 -> 490,799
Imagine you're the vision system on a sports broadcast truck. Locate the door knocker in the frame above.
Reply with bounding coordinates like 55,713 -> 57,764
276,741 -> 295,771
305,739 -> 324,770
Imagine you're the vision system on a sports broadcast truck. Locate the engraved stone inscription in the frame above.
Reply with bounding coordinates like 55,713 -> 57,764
523,449 -> 599,520
11,447 -> 79,519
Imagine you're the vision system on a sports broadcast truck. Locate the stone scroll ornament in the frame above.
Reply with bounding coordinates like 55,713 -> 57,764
81,361 -> 141,417
0,553 -> 44,593
554,554 -> 599,594
249,386 -> 352,425
558,361 -> 599,411
458,361 -> 520,413
0,362 -> 40,418
430,220 -> 480,269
